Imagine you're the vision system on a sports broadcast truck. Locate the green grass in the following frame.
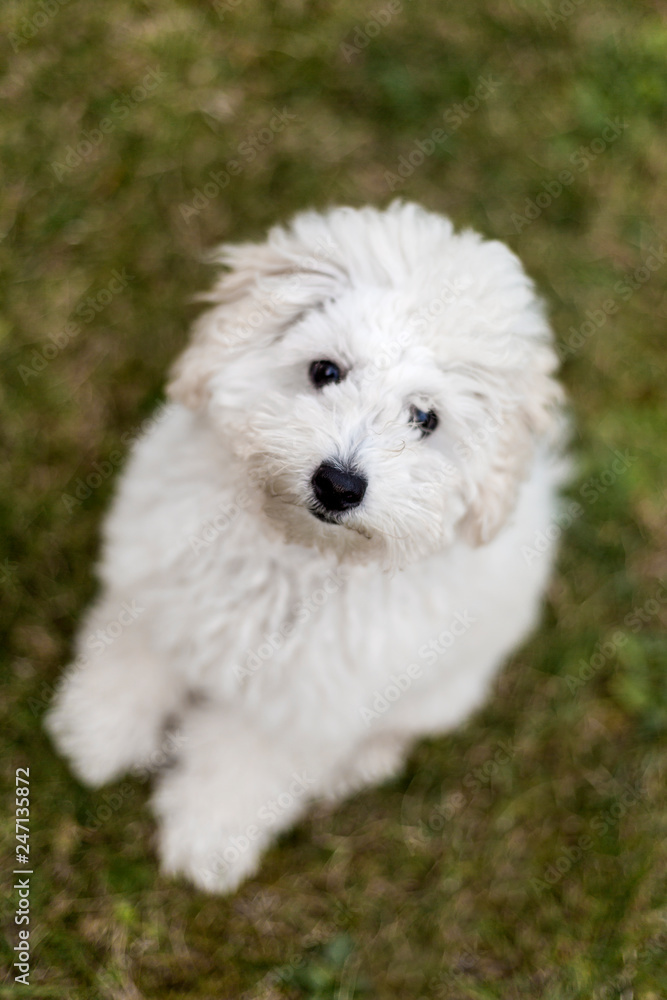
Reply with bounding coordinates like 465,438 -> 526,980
2,0 -> 667,996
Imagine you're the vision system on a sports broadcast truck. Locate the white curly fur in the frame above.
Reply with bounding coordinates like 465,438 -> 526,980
47,202 -> 566,892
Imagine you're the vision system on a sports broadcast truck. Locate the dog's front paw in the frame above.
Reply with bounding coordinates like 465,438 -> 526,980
45,681 -> 142,787
45,663 -> 172,788
151,758 -> 274,893
151,704 -> 318,893
153,775 -> 267,893
157,814 -> 264,893
45,603 -> 182,787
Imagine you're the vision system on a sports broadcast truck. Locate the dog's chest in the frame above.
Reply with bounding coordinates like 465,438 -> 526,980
157,524 -> 472,701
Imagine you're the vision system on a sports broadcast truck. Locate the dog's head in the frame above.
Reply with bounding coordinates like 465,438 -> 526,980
169,202 -> 562,567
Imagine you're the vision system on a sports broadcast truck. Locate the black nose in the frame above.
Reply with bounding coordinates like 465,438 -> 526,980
311,462 -> 367,512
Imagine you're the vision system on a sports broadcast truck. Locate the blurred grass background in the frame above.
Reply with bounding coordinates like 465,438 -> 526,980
1,0 -> 667,997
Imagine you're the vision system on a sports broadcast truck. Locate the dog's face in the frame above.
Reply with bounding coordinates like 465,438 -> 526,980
170,203 -> 562,567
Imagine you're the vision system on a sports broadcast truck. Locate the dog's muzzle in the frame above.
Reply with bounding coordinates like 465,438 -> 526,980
310,462 -> 367,522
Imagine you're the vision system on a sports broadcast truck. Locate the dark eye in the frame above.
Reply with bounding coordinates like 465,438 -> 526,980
410,405 -> 439,437
309,360 -> 342,388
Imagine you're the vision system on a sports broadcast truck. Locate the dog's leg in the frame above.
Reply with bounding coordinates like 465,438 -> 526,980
45,595 -> 183,787
152,703 -> 322,893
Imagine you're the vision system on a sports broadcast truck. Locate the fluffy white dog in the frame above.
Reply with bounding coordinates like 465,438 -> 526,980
47,201 -> 565,893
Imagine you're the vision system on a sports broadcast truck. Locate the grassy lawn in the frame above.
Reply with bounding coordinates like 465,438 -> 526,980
2,0 -> 667,996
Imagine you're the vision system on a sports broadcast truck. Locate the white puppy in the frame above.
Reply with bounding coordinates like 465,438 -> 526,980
47,201 -> 565,893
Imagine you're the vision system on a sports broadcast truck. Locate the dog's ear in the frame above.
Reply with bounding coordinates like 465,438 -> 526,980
459,356 -> 564,546
168,238 -> 347,409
